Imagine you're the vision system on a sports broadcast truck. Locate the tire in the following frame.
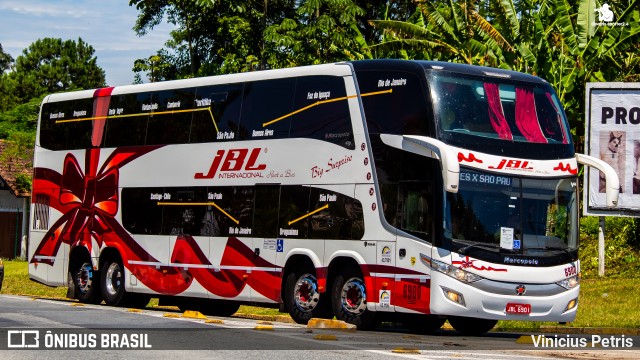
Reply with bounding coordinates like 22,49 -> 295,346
403,315 -> 447,334
284,267 -> 333,324
331,264 -> 376,330
72,262 -> 102,304
448,316 -> 497,336
101,256 -> 127,306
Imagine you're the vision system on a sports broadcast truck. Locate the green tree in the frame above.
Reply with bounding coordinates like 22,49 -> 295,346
1,38 -> 105,110
0,97 -> 40,139
0,43 -> 13,72
130,0 -> 298,77
264,0 -> 367,67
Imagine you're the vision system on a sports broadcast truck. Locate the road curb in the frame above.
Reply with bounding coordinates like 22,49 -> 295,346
307,318 -> 357,332
232,313 -> 295,324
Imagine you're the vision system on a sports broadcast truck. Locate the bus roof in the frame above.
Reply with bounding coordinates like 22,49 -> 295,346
43,59 -> 548,104
349,59 -> 548,85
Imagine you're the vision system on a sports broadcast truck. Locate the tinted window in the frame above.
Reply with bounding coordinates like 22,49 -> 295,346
204,186 -> 254,237
278,186 -> 310,238
356,70 -> 431,136
308,188 -> 364,240
160,187 -> 208,236
103,92 -> 151,147
291,76 -> 354,149
122,188 -> 164,235
240,78 -> 295,141
40,98 -> 94,150
372,136 -> 439,242
191,84 -> 243,143
253,185 -> 280,238
146,88 -> 195,145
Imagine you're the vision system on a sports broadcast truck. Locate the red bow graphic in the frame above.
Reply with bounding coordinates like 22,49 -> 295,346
31,146 -> 161,265
58,151 -> 118,248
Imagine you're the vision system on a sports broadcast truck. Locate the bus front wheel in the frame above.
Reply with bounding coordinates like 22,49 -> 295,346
448,316 -> 497,335
331,265 -> 376,330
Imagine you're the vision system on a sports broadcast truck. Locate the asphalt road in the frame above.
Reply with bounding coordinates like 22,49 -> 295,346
0,294 -> 637,359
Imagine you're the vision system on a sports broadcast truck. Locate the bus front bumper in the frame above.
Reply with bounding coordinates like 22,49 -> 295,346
429,272 -> 579,322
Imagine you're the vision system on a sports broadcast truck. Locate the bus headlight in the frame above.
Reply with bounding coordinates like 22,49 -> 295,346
429,258 -> 483,283
556,275 -> 580,290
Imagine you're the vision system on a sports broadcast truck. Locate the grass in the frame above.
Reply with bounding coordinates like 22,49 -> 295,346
2,259 -> 638,329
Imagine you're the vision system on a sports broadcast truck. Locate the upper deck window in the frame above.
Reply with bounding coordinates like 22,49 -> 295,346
431,74 -> 570,146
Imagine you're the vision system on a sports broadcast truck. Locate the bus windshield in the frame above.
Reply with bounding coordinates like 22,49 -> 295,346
430,73 -> 571,149
445,169 -> 578,260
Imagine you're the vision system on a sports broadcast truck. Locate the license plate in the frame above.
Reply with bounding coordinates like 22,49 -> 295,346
506,303 -> 531,314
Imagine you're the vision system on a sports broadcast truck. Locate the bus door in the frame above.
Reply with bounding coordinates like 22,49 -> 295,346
393,182 -> 434,313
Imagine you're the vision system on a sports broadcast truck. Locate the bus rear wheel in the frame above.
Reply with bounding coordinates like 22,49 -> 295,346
72,262 -> 101,304
100,255 -> 149,307
448,316 -> 497,335
284,267 -> 332,324
331,265 -> 376,330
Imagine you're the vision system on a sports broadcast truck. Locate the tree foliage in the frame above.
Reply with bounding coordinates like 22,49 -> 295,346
0,38 -> 106,111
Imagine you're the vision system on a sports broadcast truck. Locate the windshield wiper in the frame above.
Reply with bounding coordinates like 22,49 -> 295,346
525,246 -> 571,256
452,240 -> 516,254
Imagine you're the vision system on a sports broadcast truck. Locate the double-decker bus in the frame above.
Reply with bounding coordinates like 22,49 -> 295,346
29,60 -> 618,334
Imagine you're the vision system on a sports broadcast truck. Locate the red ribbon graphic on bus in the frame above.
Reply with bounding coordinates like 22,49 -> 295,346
31,147 -> 281,301
453,256 -> 508,272
458,152 -> 483,163
553,162 -> 578,175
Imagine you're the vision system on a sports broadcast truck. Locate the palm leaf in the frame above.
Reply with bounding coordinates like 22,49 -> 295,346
554,0 -> 579,55
469,10 -> 514,52
368,38 -> 460,56
417,2 -> 458,41
576,0 -> 596,48
498,0 -> 520,38
368,20 -> 432,39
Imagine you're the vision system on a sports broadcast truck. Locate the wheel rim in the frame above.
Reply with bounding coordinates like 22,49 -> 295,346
105,262 -> 123,296
341,277 -> 367,314
293,273 -> 320,312
75,263 -> 93,295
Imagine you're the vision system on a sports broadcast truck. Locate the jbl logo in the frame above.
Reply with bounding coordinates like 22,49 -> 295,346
488,159 -> 533,170
195,148 -> 266,179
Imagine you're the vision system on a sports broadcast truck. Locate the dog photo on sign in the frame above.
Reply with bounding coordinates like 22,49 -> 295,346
599,131 -> 625,193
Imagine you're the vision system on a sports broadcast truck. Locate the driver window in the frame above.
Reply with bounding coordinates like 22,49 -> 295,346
398,183 -> 433,242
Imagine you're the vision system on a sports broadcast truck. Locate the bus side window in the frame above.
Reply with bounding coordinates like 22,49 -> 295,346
103,93 -> 150,147
121,187 -> 163,235
356,70 -> 431,136
191,84 -> 243,143
146,88 -> 194,145
41,99 -> 94,150
240,78 -> 295,141
278,186 -> 311,239
291,76 -> 354,149
308,187 -> 364,240
253,185 -> 280,238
